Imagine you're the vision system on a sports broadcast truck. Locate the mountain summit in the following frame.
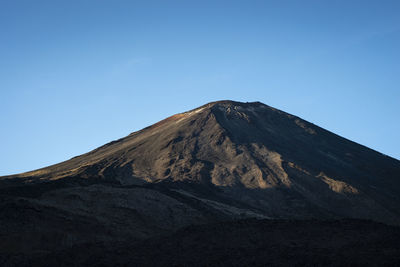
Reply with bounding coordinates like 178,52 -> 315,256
3,100 -> 400,224
2,100 -> 400,265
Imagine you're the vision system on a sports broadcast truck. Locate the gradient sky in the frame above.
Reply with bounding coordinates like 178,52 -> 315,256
1,0 -> 399,176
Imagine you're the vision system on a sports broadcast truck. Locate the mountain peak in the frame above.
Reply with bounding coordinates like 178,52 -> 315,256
3,100 -> 400,224
2,101 -> 400,265
208,100 -> 264,106
189,100 -> 266,112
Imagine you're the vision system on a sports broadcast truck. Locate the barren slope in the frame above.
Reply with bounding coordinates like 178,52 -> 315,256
3,100 -> 399,224
1,100 -> 400,266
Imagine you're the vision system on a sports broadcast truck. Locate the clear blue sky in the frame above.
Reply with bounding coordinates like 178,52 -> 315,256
1,0 -> 399,176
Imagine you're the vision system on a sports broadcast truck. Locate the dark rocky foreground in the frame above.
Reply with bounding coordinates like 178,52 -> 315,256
1,219 -> 400,267
1,179 -> 399,266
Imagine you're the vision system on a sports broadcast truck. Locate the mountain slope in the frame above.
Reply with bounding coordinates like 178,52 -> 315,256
2,100 -> 400,224
1,100 -> 400,266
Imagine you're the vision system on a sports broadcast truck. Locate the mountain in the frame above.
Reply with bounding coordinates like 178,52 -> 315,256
1,100 -> 400,266
3,100 -> 400,221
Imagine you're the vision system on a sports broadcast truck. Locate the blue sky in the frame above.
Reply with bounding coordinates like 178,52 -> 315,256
1,0 -> 399,175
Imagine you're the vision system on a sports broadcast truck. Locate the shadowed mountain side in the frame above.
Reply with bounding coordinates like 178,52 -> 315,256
1,100 -> 400,226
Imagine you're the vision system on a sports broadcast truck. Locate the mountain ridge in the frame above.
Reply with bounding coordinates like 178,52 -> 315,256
3,100 -> 396,179
1,100 -> 400,266
1,100 -> 399,225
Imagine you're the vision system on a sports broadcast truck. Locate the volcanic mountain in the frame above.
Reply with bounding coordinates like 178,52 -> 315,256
1,100 -> 400,266
4,100 -> 400,221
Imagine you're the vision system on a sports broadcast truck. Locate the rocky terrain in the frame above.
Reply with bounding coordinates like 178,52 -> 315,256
3,219 -> 400,267
1,100 -> 400,266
